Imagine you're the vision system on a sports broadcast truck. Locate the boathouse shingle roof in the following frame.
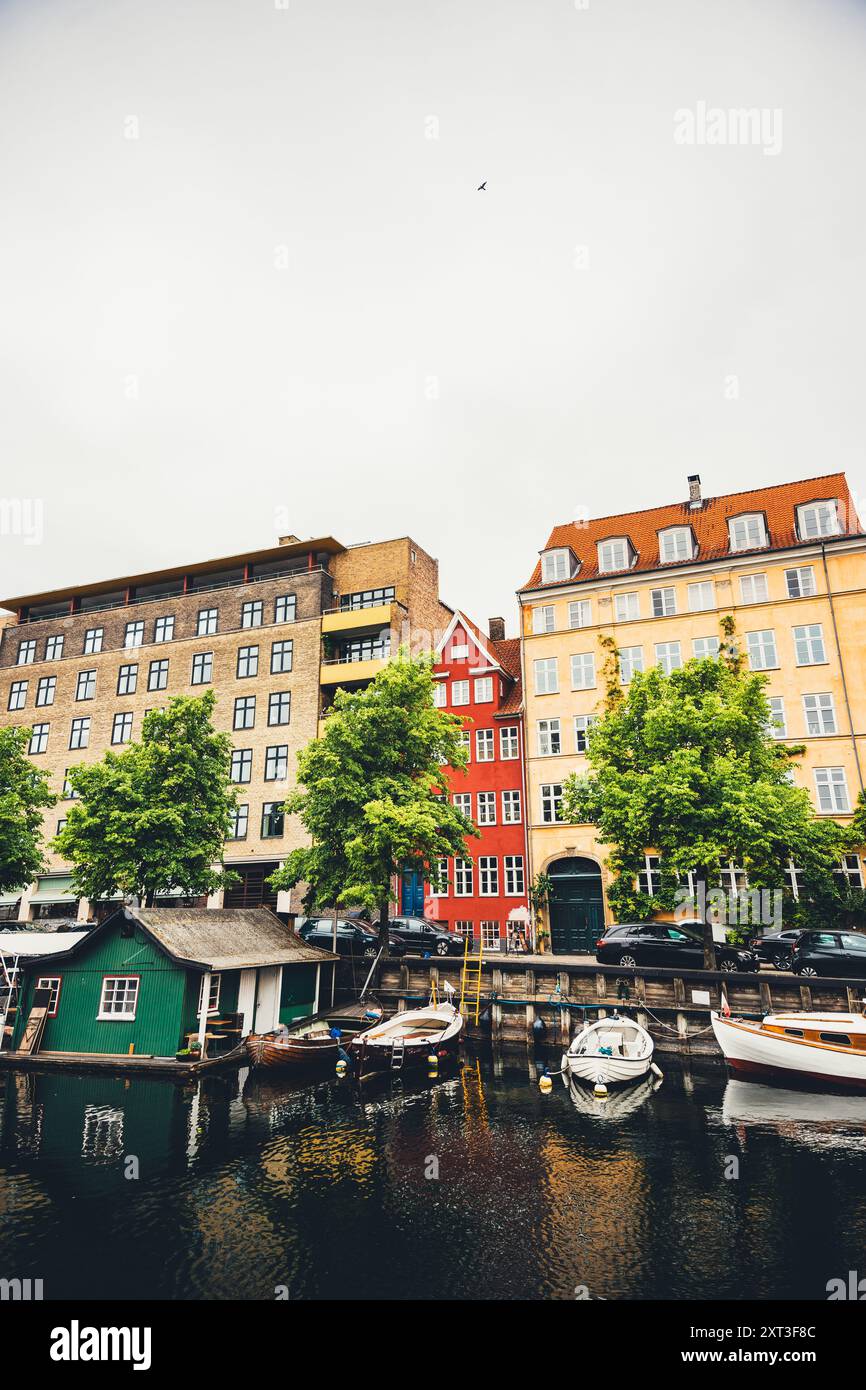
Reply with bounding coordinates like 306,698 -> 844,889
133,907 -> 338,970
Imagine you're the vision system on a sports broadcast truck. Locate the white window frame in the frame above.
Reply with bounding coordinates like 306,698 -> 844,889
614,592 -> 640,623
739,573 -> 768,604
803,693 -> 837,737
793,624 -> 826,666
619,646 -> 643,683
767,696 -> 787,738
504,855 -> 525,896
534,658 -> 559,695
478,856 -> 499,896
654,641 -> 682,674
650,586 -> 676,618
540,549 -> 573,583
35,975 -> 62,1016
692,636 -> 720,660
474,676 -> 494,703
574,714 -> 597,753
746,629 -> 778,671
537,718 -> 561,756
570,652 -> 596,689
499,726 -> 519,760
659,526 -> 694,563
532,605 -> 555,634
476,791 -> 497,826
814,767 -> 850,814
453,792 -> 472,817
597,537 -> 631,574
728,513 -> 768,552
687,581 -> 714,613
502,789 -> 522,823
197,973 -> 221,1015
785,566 -> 816,599
451,680 -> 470,706
540,783 -> 564,823
568,599 -> 591,629
97,976 -> 140,1021
797,500 -> 840,540
475,729 -> 495,762
433,681 -> 447,708
454,859 -> 474,896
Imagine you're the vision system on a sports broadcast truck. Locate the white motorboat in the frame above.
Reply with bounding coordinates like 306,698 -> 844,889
561,1012 -> 655,1088
349,1001 -> 463,1078
711,1008 -> 866,1091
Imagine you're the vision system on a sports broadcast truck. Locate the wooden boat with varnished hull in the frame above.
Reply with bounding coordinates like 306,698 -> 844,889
245,1016 -> 340,1070
712,1008 -> 866,1091
349,1001 -> 463,1079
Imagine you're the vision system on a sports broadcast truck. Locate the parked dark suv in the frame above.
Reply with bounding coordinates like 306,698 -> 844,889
791,930 -> 866,978
298,919 -> 406,959
386,916 -> 464,957
595,921 -> 759,973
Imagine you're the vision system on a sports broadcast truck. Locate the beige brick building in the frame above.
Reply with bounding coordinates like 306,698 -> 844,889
0,534 -> 450,923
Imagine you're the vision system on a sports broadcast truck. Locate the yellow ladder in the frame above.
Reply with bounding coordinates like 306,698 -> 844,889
459,933 -> 484,1025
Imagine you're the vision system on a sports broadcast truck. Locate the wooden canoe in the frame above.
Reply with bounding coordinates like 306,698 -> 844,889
245,1017 -> 340,1070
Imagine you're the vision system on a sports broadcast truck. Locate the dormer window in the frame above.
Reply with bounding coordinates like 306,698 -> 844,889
797,500 -> 841,540
728,513 -> 768,553
597,537 -> 633,574
658,526 -> 695,564
540,548 -> 577,583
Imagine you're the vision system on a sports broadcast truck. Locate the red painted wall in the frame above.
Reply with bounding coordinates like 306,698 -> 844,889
425,619 -> 530,950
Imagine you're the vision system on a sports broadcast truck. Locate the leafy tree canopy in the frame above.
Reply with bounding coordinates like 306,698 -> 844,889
269,652 -> 477,948
0,725 -> 56,896
53,691 -> 237,906
562,653 -> 845,930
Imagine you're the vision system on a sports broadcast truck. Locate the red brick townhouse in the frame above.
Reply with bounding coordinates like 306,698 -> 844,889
422,611 -> 531,951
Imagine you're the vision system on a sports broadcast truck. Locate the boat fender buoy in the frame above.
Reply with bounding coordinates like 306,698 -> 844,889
650,1062 -> 664,1079
593,1082 -> 608,1097
427,1053 -> 439,1069
335,1059 -> 347,1076
539,1074 -> 552,1092
329,1027 -> 342,1039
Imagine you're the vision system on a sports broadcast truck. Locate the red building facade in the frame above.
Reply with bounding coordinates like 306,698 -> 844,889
425,612 -> 530,951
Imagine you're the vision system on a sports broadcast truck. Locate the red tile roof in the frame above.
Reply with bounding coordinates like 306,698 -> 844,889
522,472 -> 861,590
492,636 -> 523,717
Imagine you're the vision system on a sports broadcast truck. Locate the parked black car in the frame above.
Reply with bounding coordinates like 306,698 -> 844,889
748,928 -> 804,971
385,916 -> 464,957
791,930 -> 866,978
595,921 -> 759,973
298,919 -> 406,959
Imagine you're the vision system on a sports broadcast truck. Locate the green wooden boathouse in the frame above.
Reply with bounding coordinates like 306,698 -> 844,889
5,906 -> 337,1069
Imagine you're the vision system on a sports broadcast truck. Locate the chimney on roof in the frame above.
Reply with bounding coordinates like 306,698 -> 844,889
488,617 -> 506,643
687,474 -> 702,509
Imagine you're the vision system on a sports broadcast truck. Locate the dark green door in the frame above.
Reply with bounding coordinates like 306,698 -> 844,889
548,858 -> 604,956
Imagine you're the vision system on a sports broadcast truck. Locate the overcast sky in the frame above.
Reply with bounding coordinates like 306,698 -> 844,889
2,0 -> 865,632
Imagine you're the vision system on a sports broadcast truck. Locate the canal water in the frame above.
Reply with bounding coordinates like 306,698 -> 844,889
1,1051 -> 864,1301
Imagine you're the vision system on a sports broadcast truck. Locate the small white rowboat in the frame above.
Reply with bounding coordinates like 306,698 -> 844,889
711,1009 -> 866,1091
350,1001 -> 463,1078
562,1013 -> 655,1088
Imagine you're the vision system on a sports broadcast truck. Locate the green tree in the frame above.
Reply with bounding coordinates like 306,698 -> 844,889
53,691 -> 237,907
0,725 -> 56,896
269,652 -> 477,958
561,648 -> 844,966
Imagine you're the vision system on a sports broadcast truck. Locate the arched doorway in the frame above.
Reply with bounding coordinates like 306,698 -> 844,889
548,857 -> 604,955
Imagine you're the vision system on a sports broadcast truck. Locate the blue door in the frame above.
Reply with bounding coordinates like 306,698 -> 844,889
401,866 -> 424,916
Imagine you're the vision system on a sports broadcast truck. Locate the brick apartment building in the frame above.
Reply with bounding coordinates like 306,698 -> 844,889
0,533 -> 450,923
519,472 -> 866,954
422,611 -> 530,951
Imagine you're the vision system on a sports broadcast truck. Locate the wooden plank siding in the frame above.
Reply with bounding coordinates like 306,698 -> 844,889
12,924 -> 195,1057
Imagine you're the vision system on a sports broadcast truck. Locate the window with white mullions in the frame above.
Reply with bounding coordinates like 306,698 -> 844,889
476,791 -> 496,825
797,500 -> 841,540
540,783 -> 563,823
537,718 -> 561,756
785,566 -> 816,599
766,696 -> 787,738
98,976 -> 139,1020
746,630 -> 777,671
502,789 -> 522,823
478,857 -> 499,896
836,855 -> 863,890
650,587 -> 676,618
803,693 -> 836,736
793,624 -> 826,666
499,726 -> 519,759
197,973 -> 221,1015
637,854 -> 661,895
814,767 -> 849,813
